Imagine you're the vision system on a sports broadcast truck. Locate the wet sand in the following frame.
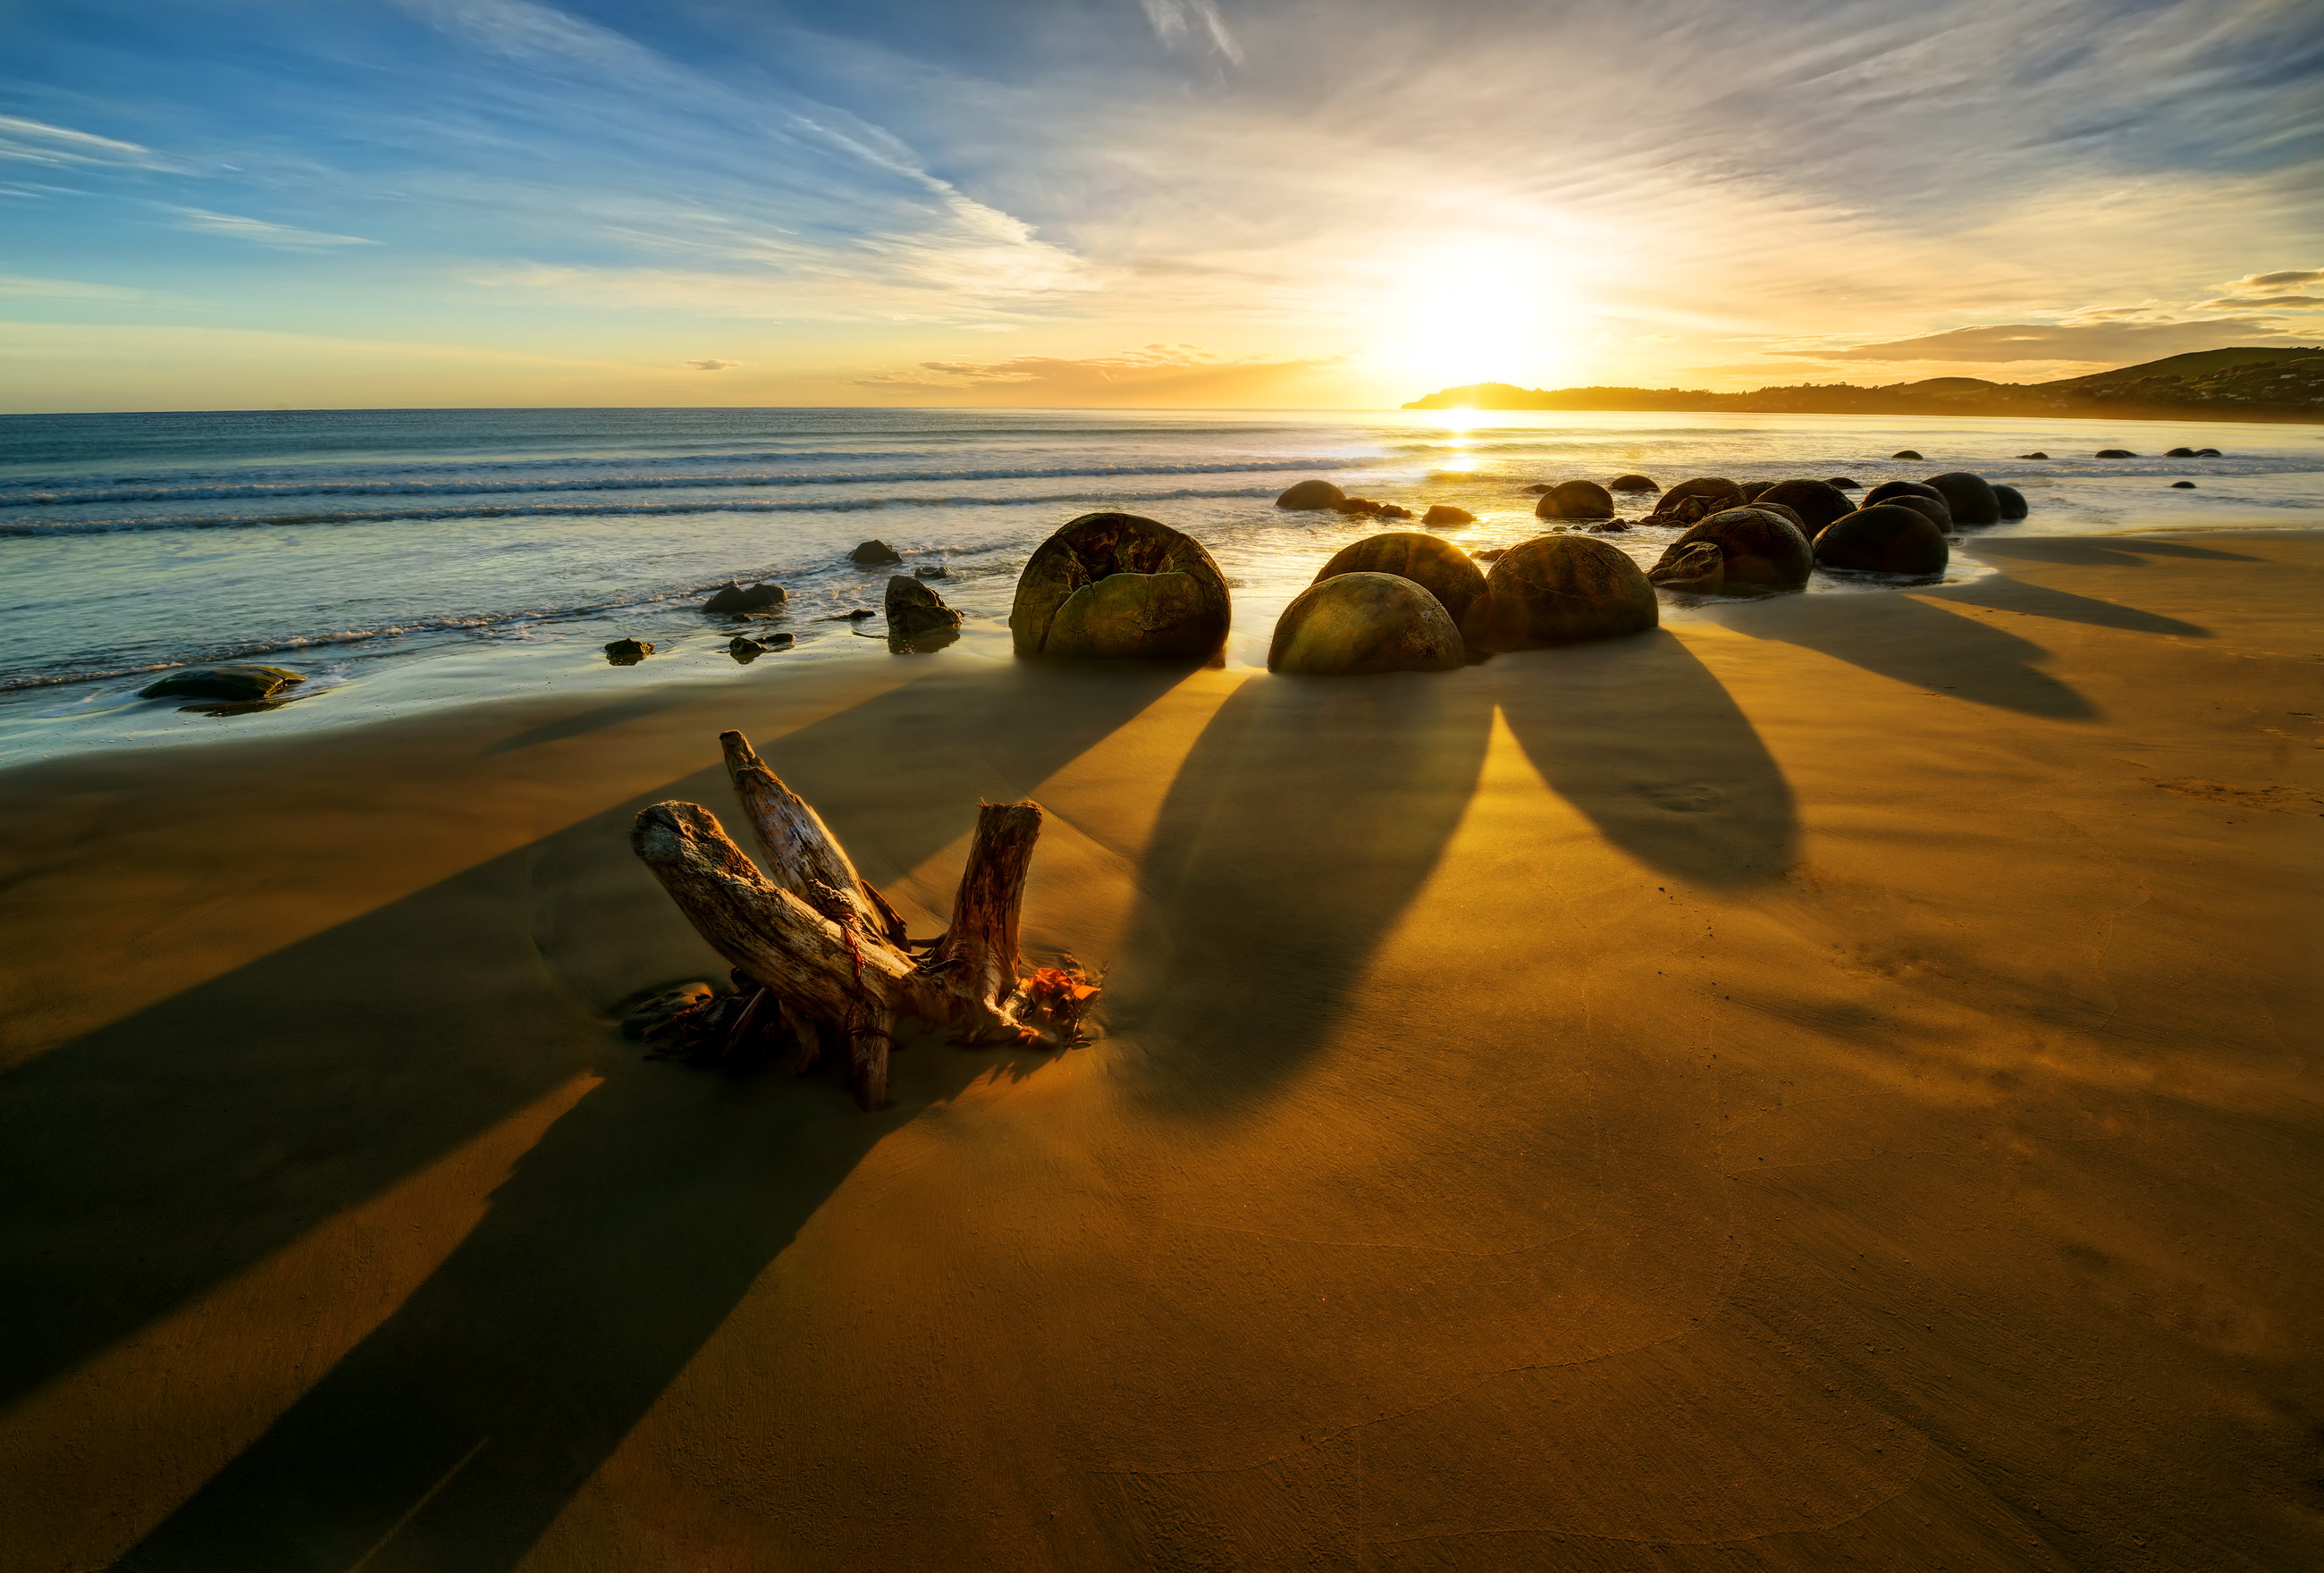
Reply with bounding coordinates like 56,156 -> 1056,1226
1,531 -> 2319,1571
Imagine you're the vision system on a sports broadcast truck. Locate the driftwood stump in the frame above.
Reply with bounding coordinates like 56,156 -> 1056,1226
630,729 -> 1092,1109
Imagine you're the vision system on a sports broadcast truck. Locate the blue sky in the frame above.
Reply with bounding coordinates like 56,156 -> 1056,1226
3,0 -> 2319,409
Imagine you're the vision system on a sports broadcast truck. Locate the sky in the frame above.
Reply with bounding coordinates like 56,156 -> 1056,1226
2,0 -> 2320,411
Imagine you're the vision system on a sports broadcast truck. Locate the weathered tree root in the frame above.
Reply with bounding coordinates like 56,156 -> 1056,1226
630,729 -> 1092,1109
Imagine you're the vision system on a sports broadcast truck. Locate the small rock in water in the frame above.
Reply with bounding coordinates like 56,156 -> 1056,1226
604,638 -> 654,664
2165,447 -> 2197,458
1276,479 -> 1345,510
1608,474 -> 1660,493
1334,496 -> 1386,516
728,635 -> 766,662
2095,449 -> 2136,458
1421,504 -> 1475,526
1827,476 -> 1862,490
914,564 -> 950,578
843,608 -> 877,620
886,575 -> 964,652
1376,503 -> 1414,519
1890,450 -> 1924,460
2195,447 -> 2222,457
849,539 -> 905,568
139,664 -> 306,702
2170,481 -> 2196,489
1535,479 -> 1615,520
2017,452 -> 2050,460
703,579 -> 786,614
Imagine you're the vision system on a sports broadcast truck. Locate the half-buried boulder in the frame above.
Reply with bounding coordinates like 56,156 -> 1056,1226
1268,572 -> 1465,677
1865,479 -> 1946,509
1276,479 -> 1346,510
2165,447 -> 2197,458
1924,471 -> 2000,526
1814,505 -> 1949,576
2095,449 -> 2135,459
1829,476 -> 1863,490
1463,535 -> 1658,649
1535,480 -> 1615,520
1756,478 -> 1856,534
1646,476 -> 1746,527
1009,512 -> 1231,660
1314,531 -> 1488,627
1421,504 -> 1475,526
1891,450 -> 1924,460
139,664 -> 306,702
886,575 -> 964,648
1992,484 -> 2028,519
1654,507 -> 1812,589
1646,541 -> 1724,594
1609,474 -> 1660,492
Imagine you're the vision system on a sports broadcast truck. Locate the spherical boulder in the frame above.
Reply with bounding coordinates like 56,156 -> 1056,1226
1891,450 -> 1924,461
1421,504 -> 1475,527
1828,476 -> 1863,490
1646,541 -> 1724,593
1276,479 -> 1345,510
2165,447 -> 2196,458
1881,493 -> 1952,534
1462,535 -> 1658,649
1739,480 -> 1774,501
1609,474 -> 1660,492
2195,448 -> 2222,458
1924,471 -> 2000,526
1535,479 -> 1615,519
1010,512 -> 1231,660
1314,531 -> 1488,627
1814,506 -> 1949,576
1992,484 -> 2028,518
1269,572 -> 1465,677
1655,507 -> 1811,589
1646,476 -> 1746,526
2094,449 -> 2135,458
1756,478 -> 1857,534
139,664 -> 306,702
1748,500 -> 1808,533
1865,479 -> 1945,509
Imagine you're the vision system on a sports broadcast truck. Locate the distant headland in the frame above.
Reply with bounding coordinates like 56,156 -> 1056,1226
1405,345 -> 2324,423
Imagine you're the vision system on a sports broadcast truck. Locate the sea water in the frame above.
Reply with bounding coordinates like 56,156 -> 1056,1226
2,405 -> 2318,764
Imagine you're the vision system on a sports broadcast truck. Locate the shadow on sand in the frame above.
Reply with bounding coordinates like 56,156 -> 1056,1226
1,656 -> 1199,1569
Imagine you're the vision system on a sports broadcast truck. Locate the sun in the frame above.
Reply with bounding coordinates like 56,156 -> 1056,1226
1375,241 -> 1580,391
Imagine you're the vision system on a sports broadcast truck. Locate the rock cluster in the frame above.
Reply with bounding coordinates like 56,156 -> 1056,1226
703,579 -> 786,614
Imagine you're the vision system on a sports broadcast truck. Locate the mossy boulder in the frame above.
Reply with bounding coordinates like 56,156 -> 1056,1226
1535,480 -> 1615,520
1646,541 -> 1724,593
1609,474 -> 1660,492
1276,479 -> 1346,510
1314,530 -> 1488,627
1462,535 -> 1658,649
1865,479 -> 1945,509
1010,512 -> 1230,660
1268,572 -> 1465,677
1755,478 -> 1856,534
1814,506 -> 1949,576
1992,484 -> 2028,519
139,664 -> 306,702
1924,471 -> 2000,526
1655,508 -> 1811,589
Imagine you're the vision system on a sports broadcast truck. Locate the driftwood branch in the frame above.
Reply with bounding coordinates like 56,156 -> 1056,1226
633,732 -> 1083,1109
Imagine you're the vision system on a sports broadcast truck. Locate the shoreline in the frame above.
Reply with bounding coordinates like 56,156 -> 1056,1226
1,529 -> 2319,1569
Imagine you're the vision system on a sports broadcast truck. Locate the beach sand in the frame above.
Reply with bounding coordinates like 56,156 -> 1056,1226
1,531 -> 2319,1571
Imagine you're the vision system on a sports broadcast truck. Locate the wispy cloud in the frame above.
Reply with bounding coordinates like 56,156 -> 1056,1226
164,206 -> 377,248
685,358 -> 741,370
0,114 -> 174,170
0,272 -> 165,302
1137,0 -> 1244,65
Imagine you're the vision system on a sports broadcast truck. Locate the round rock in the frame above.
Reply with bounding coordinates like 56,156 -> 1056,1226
1010,512 -> 1231,660
2165,447 -> 2196,458
1866,479 -> 1945,509
1828,476 -> 1863,490
1815,506 -> 1949,576
1608,474 -> 1660,492
1881,493 -> 1952,534
1420,504 -> 1475,527
1655,507 -> 1811,589
1268,572 -> 1465,677
1315,530 -> 1488,627
1462,535 -> 1658,649
2095,449 -> 2135,458
1924,471 -> 2001,526
1535,479 -> 1615,520
1756,478 -> 1857,534
1739,481 -> 1774,501
1276,479 -> 1346,510
1992,484 -> 2029,518
1890,450 -> 1924,460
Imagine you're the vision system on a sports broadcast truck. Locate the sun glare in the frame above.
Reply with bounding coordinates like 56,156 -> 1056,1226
1377,243 -> 1578,391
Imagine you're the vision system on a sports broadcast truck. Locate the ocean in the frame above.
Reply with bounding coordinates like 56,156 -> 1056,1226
2,405 -> 2318,765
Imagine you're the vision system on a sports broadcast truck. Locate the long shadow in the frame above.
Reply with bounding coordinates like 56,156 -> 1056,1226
1114,669 -> 1494,1116
1709,592 -> 2100,719
484,684 -> 713,755
1490,631 -> 1798,889
1968,535 -> 2260,566
0,654 -> 1196,1562
1930,576 -> 2210,638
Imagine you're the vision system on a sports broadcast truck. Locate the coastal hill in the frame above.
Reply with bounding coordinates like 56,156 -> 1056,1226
1405,345 -> 2324,422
